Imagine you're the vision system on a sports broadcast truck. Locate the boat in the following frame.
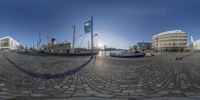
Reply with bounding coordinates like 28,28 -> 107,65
110,50 -> 145,58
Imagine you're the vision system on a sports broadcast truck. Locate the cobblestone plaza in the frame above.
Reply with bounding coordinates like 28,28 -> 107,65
1,52 -> 200,100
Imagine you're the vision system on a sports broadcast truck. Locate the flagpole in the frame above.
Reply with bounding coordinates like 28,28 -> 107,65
72,25 -> 76,53
47,33 -> 50,53
91,16 -> 94,58
38,30 -> 41,50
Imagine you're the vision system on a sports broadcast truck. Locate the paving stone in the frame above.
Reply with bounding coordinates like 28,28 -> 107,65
95,93 -> 114,98
37,87 -> 45,90
156,84 -> 162,87
171,90 -> 182,94
0,83 -> 5,87
157,91 -> 169,95
112,89 -> 122,93
73,92 -> 90,97
120,85 -> 128,88
86,90 -> 98,95
62,85 -> 69,89
0,95 -> 15,99
21,91 -> 30,94
53,85 -> 61,89
135,89 -> 143,93
137,84 -> 143,87
68,88 -> 75,91
1,52 -> 200,99
29,93 -> 48,97
183,92 -> 196,96
0,92 -> 11,95
122,90 -> 134,93
85,87 -> 92,91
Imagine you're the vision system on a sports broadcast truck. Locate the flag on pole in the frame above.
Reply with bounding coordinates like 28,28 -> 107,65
72,25 -> 75,33
84,20 -> 91,33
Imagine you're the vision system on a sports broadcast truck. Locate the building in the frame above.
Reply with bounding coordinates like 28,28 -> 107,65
137,42 -> 152,51
190,35 -> 200,51
152,30 -> 187,52
0,36 -> 20,50
193,39 -> 200,51
49,43 -> 71,53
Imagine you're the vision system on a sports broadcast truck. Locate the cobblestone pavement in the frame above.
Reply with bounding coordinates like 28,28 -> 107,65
1,52 -> 200,100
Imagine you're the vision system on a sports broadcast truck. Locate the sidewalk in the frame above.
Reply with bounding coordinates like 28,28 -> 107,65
4,96 -> 199,100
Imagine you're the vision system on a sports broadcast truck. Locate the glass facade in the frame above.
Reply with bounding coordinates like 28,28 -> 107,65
0,38 -> 9,48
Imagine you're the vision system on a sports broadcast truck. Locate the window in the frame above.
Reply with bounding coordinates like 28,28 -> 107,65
0,38 -> 9,47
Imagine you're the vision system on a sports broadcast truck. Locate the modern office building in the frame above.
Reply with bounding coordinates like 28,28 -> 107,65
193,39 -> 200,51
0,36 -> 20,50
137,42 -> 152,51
152,30 -> 187,52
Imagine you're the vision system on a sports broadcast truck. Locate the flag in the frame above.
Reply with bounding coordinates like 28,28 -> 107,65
72,25 -> 75,33
72,25 -> 75,29
84,20 -> 91,33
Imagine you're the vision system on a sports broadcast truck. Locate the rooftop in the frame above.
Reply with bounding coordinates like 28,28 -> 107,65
153,30 -> 186,38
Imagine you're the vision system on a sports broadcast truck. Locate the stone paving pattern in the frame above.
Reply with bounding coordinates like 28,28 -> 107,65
0,52 -> 200,99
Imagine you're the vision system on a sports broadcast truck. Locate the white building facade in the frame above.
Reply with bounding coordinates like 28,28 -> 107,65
0,36 -> 20,50
152,30 -> 187,52
193,39 -> 200,51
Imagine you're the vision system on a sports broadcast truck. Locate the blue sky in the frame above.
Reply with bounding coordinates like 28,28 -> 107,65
0,0 -> 200,49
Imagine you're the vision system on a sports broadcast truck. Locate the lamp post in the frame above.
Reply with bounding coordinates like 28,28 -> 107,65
92,33 -> 98,63
0,39 -> 1,51
72,25 -> 76,53
90,16 -> 94,58
84,16 -> 96,58
93,34 -> 98,38
93,34 -> 98,50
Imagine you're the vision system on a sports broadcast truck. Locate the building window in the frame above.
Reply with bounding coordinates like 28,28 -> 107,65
0,38 -> 9,47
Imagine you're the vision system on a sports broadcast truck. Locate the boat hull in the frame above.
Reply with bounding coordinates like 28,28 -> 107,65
110,53 -> 145,58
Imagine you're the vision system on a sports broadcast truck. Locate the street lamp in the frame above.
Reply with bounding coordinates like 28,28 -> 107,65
93,34 -> 98,38
0,38 -> 1,49
0,39 -> 1,50
93,34 -> 98,51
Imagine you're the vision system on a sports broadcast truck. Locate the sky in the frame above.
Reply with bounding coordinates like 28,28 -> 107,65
0,0 -> 200,49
